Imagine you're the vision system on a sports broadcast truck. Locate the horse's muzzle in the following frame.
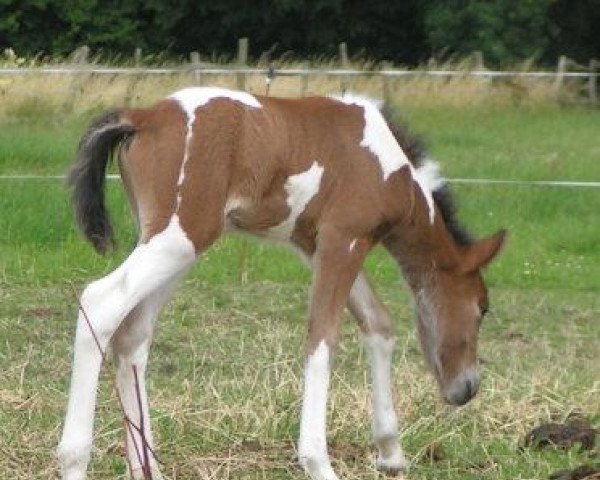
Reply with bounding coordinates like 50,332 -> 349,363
443,369 -> 480,406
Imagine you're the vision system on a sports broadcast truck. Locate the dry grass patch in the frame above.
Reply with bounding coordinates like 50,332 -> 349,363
0,281 -> 597,479
0,61 -> 584,123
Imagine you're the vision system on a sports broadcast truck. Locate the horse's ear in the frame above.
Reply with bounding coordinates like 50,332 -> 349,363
460,229 -> 507,273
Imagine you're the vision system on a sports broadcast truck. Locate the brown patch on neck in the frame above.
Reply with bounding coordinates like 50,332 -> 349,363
382,165 -> 416,224
382,179 -> 461,290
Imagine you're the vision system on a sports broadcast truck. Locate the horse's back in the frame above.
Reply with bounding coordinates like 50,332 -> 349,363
120,88 -> 404,248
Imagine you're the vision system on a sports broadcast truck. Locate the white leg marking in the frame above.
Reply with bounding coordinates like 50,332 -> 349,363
268,161 -> 324,241
348,275 -> 408,472
364,334 -> 408,473
58,216 -> 195,480
298,341 -> 339,480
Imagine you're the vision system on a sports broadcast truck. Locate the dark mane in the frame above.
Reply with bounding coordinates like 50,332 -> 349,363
381,107 -> 474,246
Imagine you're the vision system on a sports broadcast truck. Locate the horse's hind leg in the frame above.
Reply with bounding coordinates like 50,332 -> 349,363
111,272 -> 184,480
348,272 -> 408,474
57,218 -> 196,480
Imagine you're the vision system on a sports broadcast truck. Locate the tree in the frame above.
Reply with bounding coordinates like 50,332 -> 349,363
0,0 -> 598,66
547,0 -> 600,63
423,0 -> 556,65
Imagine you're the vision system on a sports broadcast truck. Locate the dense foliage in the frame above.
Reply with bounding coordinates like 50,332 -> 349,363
0,0 -> 598,65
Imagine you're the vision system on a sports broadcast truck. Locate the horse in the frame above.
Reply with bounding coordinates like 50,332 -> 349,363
57,87 -> 506,480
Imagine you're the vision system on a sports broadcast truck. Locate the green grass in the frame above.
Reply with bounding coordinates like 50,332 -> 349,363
0,103 -> 598,479
1,104 -> 599,291
404,105 -> 600,181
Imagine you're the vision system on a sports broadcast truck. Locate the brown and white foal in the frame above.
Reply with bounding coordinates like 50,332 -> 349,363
58,87 -> 505,480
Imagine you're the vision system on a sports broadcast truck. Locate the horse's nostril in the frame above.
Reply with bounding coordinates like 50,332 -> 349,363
471,374 -> 480,395
444,373 -> 479,406
465,378 -> 474,398
465,374 -> 480,399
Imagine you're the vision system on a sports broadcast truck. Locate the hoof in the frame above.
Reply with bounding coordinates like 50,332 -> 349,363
376,451 -> 409,477
299,455 -> 340,480
57,441 -> 91,480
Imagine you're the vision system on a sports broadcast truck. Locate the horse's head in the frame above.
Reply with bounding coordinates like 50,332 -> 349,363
414,230 -> 506,406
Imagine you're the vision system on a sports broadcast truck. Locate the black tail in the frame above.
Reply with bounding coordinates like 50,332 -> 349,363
67,110 -> 135,254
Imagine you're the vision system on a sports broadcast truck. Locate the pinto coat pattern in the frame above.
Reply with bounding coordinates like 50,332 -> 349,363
59,87 -> 506,480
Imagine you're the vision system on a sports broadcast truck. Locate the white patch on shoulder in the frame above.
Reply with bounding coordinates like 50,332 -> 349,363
331,93 -> 409,181
349,239 -> 357,252
413,158 -> 445,223
169,87 -> 262,211
268,161 -> 324,241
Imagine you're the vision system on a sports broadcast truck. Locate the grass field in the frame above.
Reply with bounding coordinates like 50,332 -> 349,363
0,89 -> 598,479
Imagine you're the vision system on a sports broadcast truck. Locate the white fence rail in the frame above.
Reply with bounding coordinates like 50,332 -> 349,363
0,66 -> 596,79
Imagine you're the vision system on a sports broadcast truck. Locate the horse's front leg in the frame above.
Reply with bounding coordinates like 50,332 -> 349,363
298,226 -> 370,480
348,273 -> 408,475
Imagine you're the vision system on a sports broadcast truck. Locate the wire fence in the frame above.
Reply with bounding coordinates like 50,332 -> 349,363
1,66 -> 597,108
1,62 -> 597,106
1,174 -> 598,188
2,40 -> 598,103
0,45 -> 597,189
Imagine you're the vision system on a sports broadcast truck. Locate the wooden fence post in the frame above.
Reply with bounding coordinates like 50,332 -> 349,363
381,61 -> 392,105
300,72 -> 309,97
63,45 -> 90,113
339,42 -> 349,66
339,42 -> 349,93
473,50 -> 484,70
124,48 -> 143,107
71,45 -> 90,65
553,55 -> 568,99
236,37 -> 248,91
236,37 -> 250,281
299,62 -> 309,96
190,51 -> 202,85
589,59 -> 598,105
134,48 -> 142,66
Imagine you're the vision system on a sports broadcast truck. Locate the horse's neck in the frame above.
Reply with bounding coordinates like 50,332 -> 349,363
382,197 -> 457,290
